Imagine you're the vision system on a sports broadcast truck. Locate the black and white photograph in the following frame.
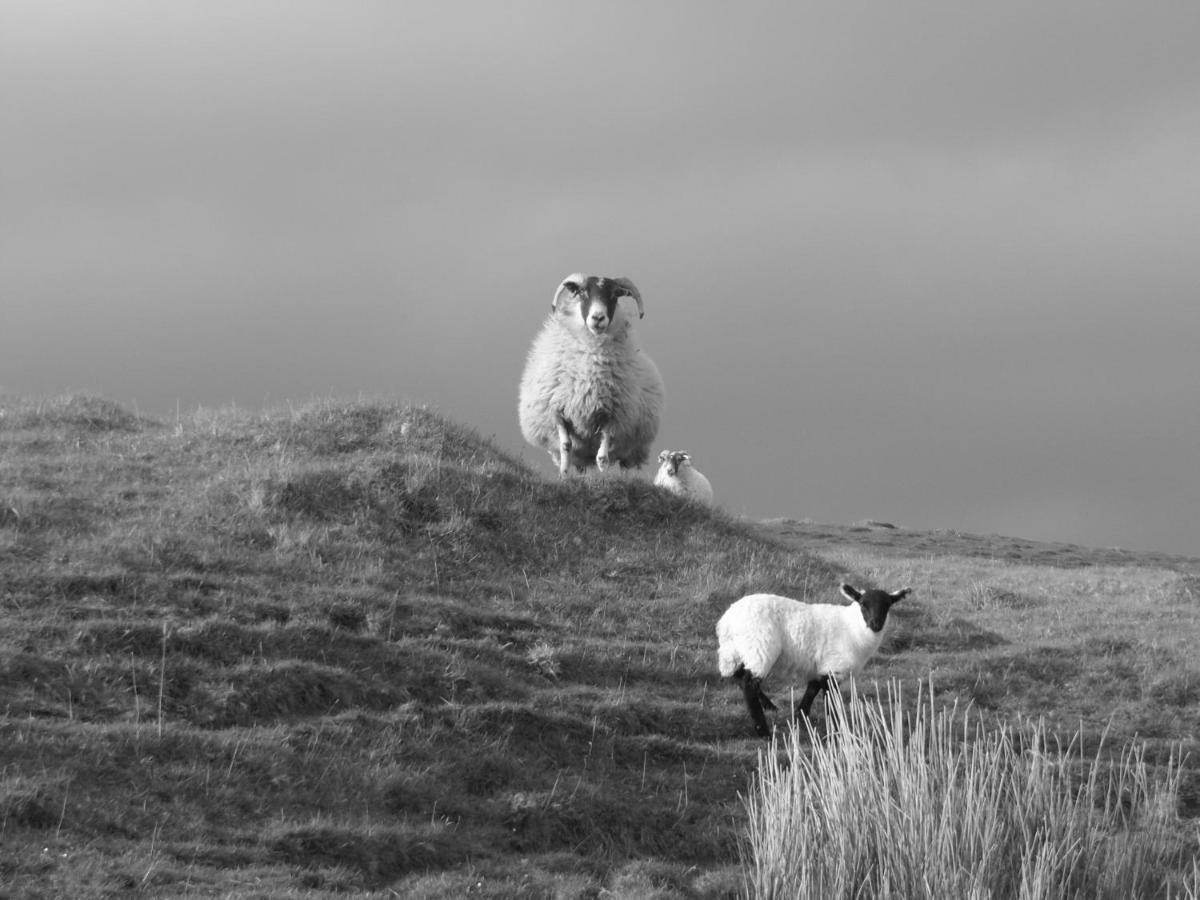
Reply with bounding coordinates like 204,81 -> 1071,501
2,2 -> 1198,895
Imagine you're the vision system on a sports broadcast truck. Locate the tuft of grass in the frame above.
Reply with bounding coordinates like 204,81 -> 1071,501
0,392 -> 149,433
267,820 -> 474,887
744,682 -> 1196,900
525,640 -> 562,679
965,580 -> 1044,610
0,777 -> 66,830
1161,574 -> 1200,605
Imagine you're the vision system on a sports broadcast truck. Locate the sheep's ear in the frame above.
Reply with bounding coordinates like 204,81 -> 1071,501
553,274 -> 585,311
840,584 -> 862,602
610,277 -> 644,318
890,588 -> 911,603
658,450 -> 670,463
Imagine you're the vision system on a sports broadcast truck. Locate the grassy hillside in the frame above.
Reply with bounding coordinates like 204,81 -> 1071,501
0,395 -> 1196,897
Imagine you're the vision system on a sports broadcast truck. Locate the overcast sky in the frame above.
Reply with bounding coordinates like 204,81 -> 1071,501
3,2 -> 1199,556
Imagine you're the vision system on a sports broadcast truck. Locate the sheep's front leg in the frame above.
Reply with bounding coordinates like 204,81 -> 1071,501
555,414 -> 572,476
823,675 -> 847,732
596,429 -> 613,472
797,676 -> 828,718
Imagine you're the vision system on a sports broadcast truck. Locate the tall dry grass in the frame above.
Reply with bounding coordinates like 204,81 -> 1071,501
744,682 -> 1197,899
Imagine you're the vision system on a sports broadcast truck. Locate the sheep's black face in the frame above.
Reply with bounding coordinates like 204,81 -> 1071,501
841,584 -> 911,633
553,273 -> 643,338
559,276 -> 630,337
578,277 -> 623,336
659,451 -> 688,477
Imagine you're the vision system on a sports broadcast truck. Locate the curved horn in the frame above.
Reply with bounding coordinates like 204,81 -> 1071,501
610,277 -> 644,319
552,273 -> 586,311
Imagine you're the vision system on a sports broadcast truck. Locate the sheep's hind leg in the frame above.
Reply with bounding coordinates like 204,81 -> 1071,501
733,666 -> 773,739
554,415 -> 572,477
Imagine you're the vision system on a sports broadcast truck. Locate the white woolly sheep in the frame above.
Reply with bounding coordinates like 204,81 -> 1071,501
518,274 -> 665,475
653,450 -> 713,506
716,583 -> 911,738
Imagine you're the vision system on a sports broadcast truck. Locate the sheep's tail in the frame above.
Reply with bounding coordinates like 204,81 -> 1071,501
716,642 -> 742,679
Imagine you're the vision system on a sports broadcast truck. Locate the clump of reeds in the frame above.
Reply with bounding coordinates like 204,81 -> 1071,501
743,681 -> 1196,899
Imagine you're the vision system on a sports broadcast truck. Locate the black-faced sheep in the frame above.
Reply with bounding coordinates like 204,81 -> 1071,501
518,274 -> 665,475
716,583 -> 911,738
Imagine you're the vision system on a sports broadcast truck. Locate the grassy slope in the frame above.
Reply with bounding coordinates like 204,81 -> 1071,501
0,395 -> 1196,897
0,395 -> 845,897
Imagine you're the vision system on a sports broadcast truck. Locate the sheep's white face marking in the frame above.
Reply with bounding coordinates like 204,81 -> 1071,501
840,583 -> 911,633
586,301 -> 611,336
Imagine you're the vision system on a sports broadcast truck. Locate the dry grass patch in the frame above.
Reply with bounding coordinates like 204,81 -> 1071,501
745,684 -> 1198,900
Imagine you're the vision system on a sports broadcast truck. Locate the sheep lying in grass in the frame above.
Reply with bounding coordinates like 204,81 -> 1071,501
653,450 -> 713,506
518,274 -> 665,476
716,583 -> 911,738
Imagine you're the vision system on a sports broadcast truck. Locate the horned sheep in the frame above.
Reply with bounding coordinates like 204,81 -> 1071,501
716,584 -> 911,738
653,450 -> 713,506
518,274 -> 665,475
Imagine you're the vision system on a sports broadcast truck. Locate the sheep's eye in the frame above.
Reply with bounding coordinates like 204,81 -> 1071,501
562,282 -> 580,295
